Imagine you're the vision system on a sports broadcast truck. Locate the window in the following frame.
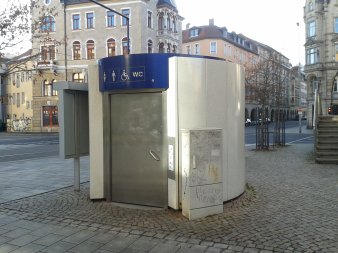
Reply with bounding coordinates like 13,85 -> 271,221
167,17 -> 171,31
308,1 -> 313,12
107,38 -> 116,57
41,46 -> 48,60
147,11 -> 152,28
73,73 -> 85,83
158,13 -> 164,30
16,92 -> 20,107
210,42 -> 217,54
107,11 -> 115,27
189,29 -> 199,37
312,80 -> 319,93
86,12 -> 94,29
41,16 -> 55,32
41,45 -> 55,61
186,45 -> 191,54
73,41 -> 81,60
147,40 -> 153,53
22,92 -> 25,104
72,14 -> 80,30
43,80 -> 57,96
334,80 -> 338,92
306,47 -> 318,64
16,74 -> 20,88
121,9 -> 130,26
167,44 -> 171,53
12,93 -> 16,105
49,45 -> 55,60
159,42 -> 164,53
195,44 -> 200,55
307,21 -> 316,37
42,106 -> 58,127
43,80 -> 51,96
86,40 -> 95,59
122,37 -> 129,55
335,18 -> 338,33
26,101 -> 30,109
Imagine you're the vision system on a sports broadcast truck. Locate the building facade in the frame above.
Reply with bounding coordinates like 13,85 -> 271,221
304,0 -> 338,128
182,19 -> 259,66
290,66 -> 307,119
182,19 -> 296,122
7,0 -> 183,132
2,50 -> 35,132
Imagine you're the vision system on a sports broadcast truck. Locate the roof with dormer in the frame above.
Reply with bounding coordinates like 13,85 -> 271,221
64,0 -> 177,10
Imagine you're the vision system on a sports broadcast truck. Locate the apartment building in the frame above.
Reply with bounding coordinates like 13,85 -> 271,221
7,0 -> 182,132
182,19 -> 258,66
182,19 -> 296,122
290,66 -> 307,119
3,50 -> 35,132
304,0 -> 338,128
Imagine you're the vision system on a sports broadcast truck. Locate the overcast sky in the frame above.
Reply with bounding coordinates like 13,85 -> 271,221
176,0 -> 306,66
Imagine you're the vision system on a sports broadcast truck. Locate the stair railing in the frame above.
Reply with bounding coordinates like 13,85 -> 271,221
313,88 -> 322,130
313,88 -> 322,156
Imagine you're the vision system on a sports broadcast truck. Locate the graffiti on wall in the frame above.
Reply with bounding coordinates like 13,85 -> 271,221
7,118 -> 32,132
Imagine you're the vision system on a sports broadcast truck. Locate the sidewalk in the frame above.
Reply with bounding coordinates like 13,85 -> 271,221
0,144 -> 338,253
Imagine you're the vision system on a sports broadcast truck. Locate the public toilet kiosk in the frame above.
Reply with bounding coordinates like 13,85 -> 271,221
87,53 -> 245,219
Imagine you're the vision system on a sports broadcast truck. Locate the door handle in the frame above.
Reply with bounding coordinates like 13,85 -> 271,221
149,150 -> 160,161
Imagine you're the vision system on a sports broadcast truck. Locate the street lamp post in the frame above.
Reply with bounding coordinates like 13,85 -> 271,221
87,0 -> 130,54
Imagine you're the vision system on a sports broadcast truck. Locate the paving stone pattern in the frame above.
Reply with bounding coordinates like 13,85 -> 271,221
0,144 -> 337,252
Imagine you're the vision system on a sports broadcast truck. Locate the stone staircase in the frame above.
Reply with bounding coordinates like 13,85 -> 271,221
315,116 -> 338,164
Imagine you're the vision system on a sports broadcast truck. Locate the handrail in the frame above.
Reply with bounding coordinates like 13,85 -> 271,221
313,88 -> 322,156
313,88 -> 322,130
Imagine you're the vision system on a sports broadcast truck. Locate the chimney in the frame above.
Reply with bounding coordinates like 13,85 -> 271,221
186,23 -> 190,29
209,19 -> 214,26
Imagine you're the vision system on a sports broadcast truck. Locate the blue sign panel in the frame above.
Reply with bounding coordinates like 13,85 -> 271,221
99,53 -> 224,92
99,54 -> 171,92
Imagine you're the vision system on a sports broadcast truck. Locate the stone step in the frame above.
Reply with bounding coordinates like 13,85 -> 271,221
318,129 -> 338,133
317,137 -> 338,142
317,145 -> 338,151
318,116 -> 338,121
318,123 -> 338,130
316,151 -> 338,157
316,157 -> 338,164
317,140 -> 338,145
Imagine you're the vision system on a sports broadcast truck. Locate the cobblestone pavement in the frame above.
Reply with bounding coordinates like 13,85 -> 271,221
0,144 -> 337,252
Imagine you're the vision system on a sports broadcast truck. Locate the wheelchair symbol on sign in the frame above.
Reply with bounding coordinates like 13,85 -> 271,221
121,70 -> 130,81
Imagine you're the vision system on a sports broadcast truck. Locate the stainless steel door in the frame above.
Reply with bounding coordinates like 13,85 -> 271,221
110,92 -> 165,207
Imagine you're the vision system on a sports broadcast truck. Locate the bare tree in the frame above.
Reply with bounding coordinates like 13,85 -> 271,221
245,51 -> 288,149
0,1 -> 31,56
0,0 -> 58,75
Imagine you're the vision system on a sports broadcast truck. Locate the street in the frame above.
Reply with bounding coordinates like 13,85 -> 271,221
0,121 -> 314,163
0,133 -> 59,162
245,120 -> 313,147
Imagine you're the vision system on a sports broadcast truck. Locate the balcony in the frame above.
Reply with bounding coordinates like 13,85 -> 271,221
304,63 -> 324,73
157,29 -> 179,41
36,60 -> 56,70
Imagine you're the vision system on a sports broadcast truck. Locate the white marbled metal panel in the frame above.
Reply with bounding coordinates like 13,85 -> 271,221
182,129 -> 223,220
